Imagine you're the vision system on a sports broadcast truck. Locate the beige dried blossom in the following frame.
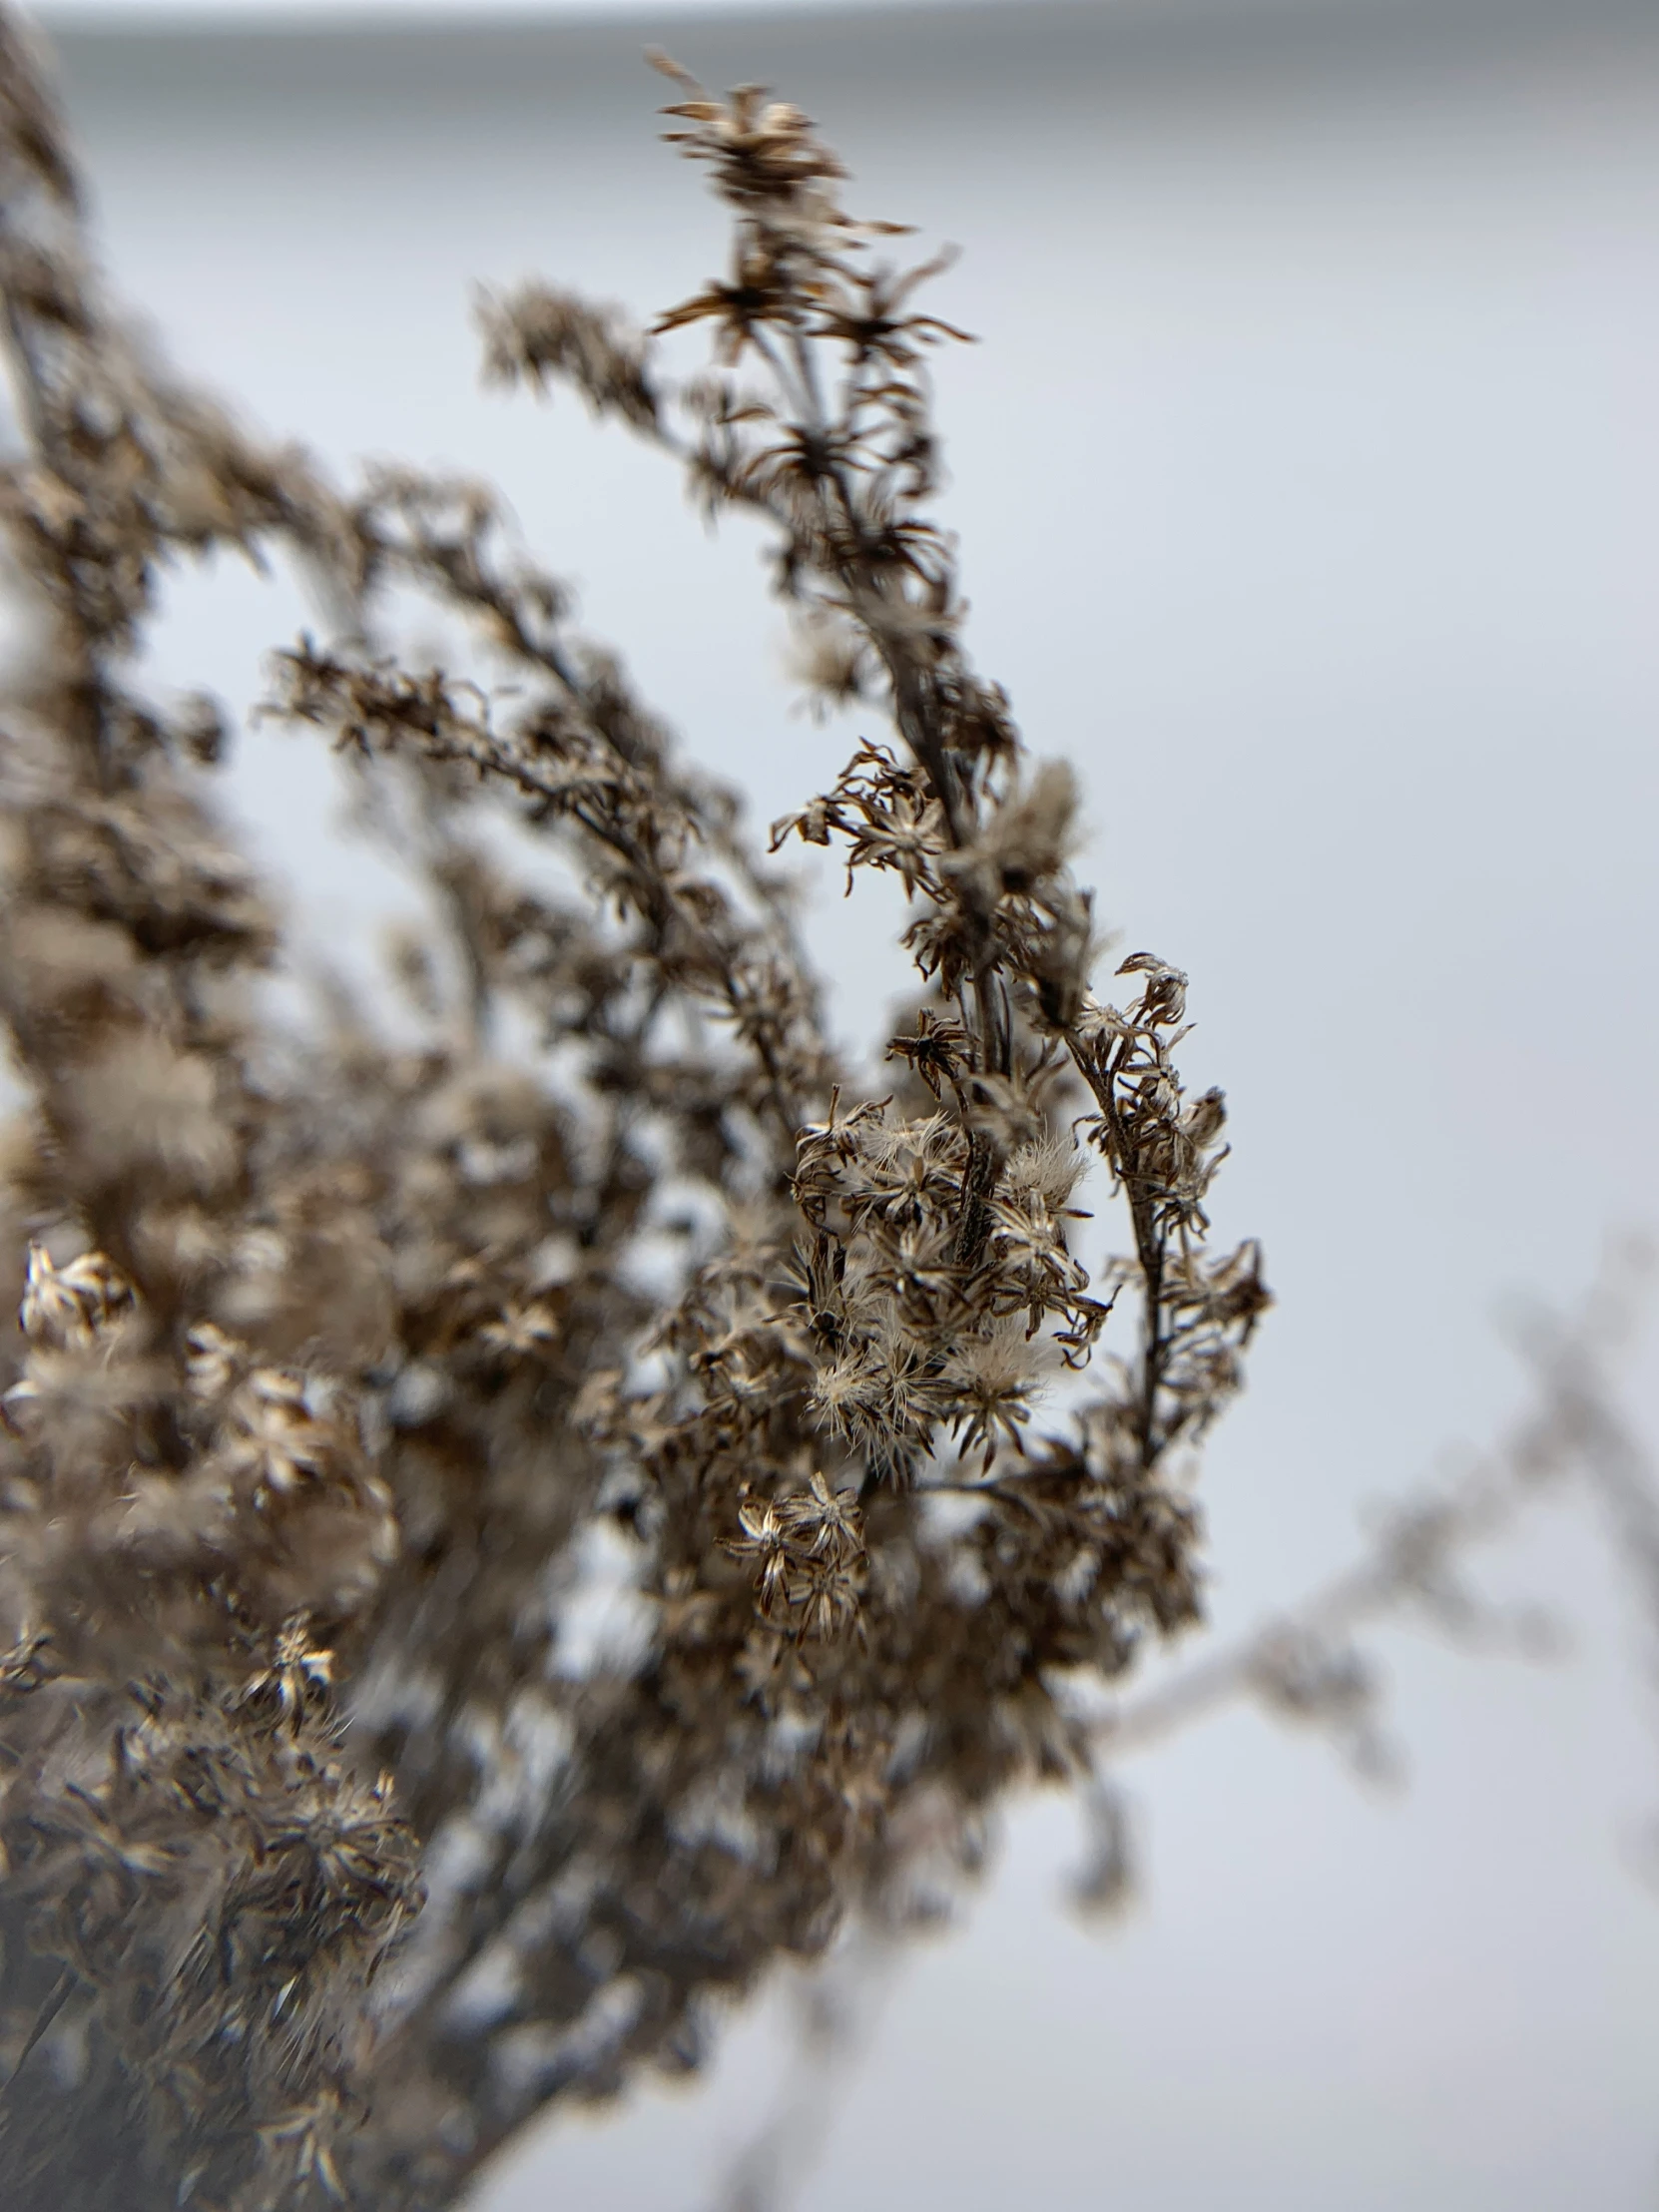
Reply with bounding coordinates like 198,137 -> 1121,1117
730,1470 -> 866,1641
19,1239 -> 135,1349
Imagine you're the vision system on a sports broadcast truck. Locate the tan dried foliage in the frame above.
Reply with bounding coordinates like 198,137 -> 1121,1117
5,21 -> 1643,2212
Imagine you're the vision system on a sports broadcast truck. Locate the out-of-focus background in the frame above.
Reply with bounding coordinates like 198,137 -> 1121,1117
21,0 -> 1659,2204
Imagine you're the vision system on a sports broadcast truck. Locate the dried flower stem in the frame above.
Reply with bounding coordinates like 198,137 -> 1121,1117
0,27 -> 1280,2209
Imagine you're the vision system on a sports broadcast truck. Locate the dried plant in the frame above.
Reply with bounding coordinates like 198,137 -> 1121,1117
0,19 -> 1648,2212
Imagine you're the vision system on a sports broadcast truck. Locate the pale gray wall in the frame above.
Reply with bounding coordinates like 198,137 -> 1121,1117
36,4 -> 1659,2205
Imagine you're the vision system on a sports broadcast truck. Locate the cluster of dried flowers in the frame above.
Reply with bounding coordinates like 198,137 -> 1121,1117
0,21 -> 1284,2208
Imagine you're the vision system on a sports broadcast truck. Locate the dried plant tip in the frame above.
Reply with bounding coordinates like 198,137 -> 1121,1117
476,283 -> 660,430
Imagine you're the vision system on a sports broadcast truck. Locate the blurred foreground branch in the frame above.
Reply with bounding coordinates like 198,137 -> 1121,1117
1094,1240 -> 1656,1778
